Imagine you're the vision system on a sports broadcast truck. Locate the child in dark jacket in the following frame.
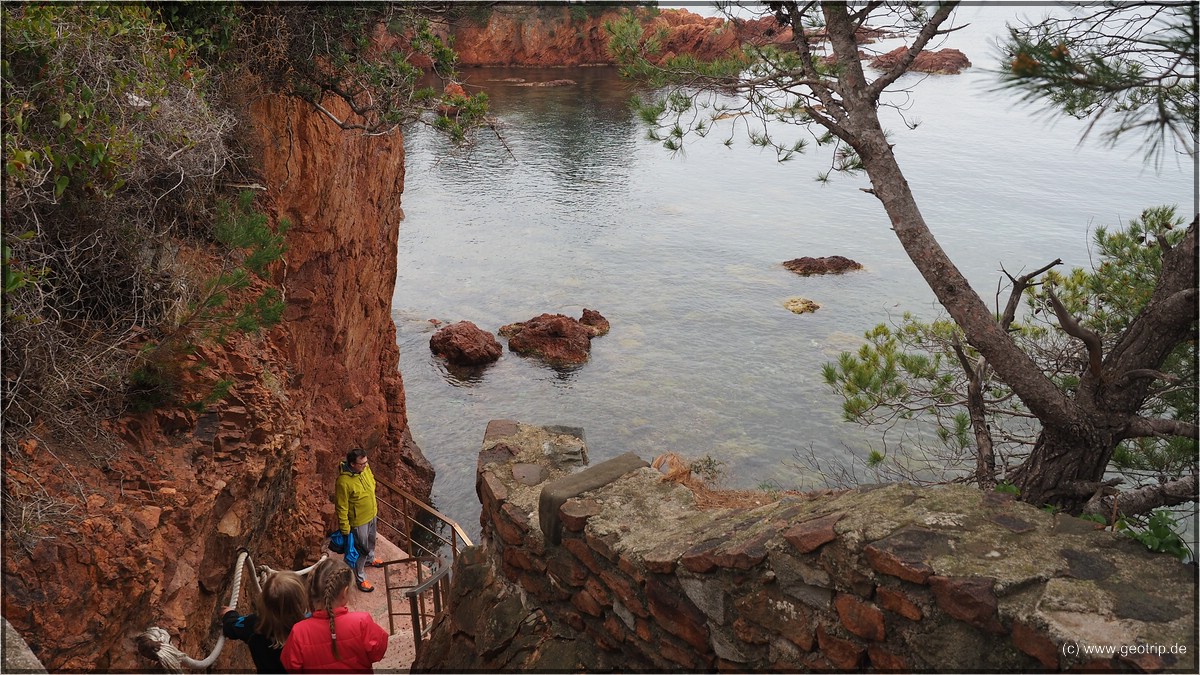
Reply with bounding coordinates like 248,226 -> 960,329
221,570 -> 309,673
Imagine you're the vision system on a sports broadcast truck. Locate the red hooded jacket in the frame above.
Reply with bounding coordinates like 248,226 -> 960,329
280,607 -> 388,673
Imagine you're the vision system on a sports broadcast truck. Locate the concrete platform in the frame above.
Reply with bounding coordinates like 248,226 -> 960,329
2,617 -> 46,673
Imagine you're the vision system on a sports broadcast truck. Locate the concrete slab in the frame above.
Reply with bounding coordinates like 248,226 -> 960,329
3,617 -> 46,673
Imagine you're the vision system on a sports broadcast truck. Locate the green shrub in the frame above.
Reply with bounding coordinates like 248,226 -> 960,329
1,2 -> 240,458
1118,510 -> 1192,561
133,191 -> 288,410
3,4 -> 224,211
690,455 -> 727,484
994,481 -> 1021,496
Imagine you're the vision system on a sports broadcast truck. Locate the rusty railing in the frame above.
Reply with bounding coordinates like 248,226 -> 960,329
382,556 -> 452,647
374,475 -> 472,563
372,475 -> 472,652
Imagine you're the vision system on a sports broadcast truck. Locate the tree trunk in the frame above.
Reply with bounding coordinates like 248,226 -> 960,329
797,2 -> 1195,515
1009,425 -> 1114,511
965,372 -> 997,487
818,3 -> 1081,434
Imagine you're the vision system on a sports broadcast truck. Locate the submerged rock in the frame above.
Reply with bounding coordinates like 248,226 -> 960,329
783,255 -> 863,276
785,297 -> 821,314
514,79 -> 577,87
430,321 -> 503,366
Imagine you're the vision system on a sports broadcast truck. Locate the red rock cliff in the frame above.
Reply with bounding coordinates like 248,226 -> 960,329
249,93 -> 433,506
1,94 -> 430,671
444,6 -> 790,67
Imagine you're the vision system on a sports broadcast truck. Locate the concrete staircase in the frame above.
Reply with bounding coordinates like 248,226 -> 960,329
344,534 -> 420,672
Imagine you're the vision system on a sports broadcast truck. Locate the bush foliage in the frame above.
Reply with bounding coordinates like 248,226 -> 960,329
1,2 -> 484,467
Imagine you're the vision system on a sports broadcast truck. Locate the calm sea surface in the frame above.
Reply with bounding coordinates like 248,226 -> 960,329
392,5 -> 1195,536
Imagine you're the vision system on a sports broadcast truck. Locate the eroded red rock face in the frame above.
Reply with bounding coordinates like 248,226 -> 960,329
2,94 -> 432,672
252,93 -> 433,502
443,6 -> 972,80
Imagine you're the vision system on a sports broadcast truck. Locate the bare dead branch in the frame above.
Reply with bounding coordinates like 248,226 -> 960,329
1088,473 -> 1198,520
1124,416 -> 1200,440
1121,368 -> 1183,385
999,258 -> 1062,329
1045,286 -> 1105,377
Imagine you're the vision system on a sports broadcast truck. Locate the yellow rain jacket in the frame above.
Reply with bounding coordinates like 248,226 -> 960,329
335,461 -> 378,534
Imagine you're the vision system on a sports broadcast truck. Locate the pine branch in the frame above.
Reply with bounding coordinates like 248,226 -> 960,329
1124,416 -> 1199,440
1045,286 -> 1104,378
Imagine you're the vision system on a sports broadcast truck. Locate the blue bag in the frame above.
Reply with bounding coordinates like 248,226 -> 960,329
343,531 -> 359,569
328,531 -> 347,554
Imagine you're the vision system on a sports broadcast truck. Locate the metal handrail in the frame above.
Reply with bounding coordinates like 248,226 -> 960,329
381,556 -> 453,649
374,475 -> 472,562
371,476 -> 469,655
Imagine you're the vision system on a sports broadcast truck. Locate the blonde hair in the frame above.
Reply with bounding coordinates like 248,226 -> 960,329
308,559 -> 352,658
255,571 -> 309,649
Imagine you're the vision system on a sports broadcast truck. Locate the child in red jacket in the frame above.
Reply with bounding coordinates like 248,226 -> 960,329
281,559 -> 388,673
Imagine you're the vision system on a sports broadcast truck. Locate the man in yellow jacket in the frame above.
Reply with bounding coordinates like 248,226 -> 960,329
336,448 -> 384,592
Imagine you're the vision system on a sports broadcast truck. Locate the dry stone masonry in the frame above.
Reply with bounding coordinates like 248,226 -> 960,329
415,422 -> 1197,672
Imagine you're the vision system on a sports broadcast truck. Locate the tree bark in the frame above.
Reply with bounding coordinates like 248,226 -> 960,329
1008,425 -> 1116,509
952,340 -> 995,485
1089,473 -> 1198,520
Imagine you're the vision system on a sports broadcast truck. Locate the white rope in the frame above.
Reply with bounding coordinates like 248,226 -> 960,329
137,550 -> 328,671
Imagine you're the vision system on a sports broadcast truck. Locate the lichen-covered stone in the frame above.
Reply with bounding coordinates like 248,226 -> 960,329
418,424 -> 1199,674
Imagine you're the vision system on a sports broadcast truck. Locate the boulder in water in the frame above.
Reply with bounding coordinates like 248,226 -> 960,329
783,255 -> 864,276
500,312 -> 602,365
785,297 -> 821,314
870,47 -> 971,74
430,321 -> 502,366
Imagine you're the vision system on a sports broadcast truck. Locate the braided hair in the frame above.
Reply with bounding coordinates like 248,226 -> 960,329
308,559 -> 352,658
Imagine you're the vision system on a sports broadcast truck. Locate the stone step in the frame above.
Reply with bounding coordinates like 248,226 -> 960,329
342,533 -> 419,672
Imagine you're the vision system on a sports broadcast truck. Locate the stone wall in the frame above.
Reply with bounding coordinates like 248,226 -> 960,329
416,421 -> 1197,673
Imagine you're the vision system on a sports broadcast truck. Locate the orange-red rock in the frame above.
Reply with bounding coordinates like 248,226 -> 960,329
870,46 -> 972,74
3,93 -> 434,672
430,320 -> 503,366
446,7 -> 792,67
